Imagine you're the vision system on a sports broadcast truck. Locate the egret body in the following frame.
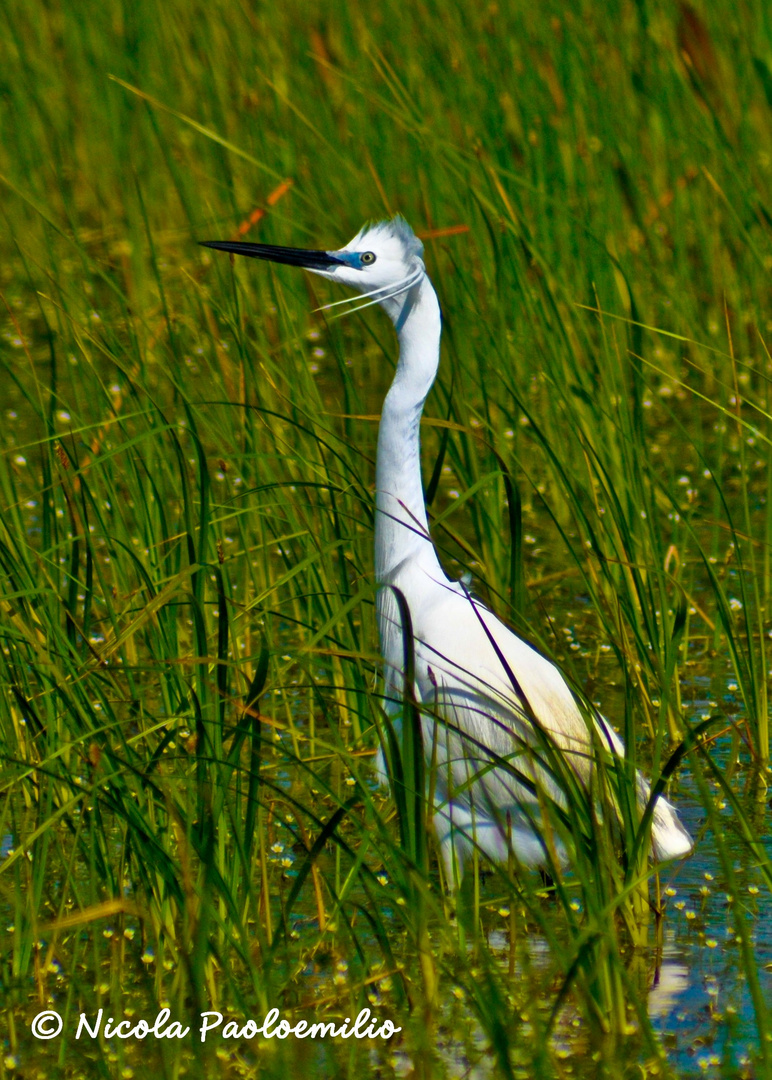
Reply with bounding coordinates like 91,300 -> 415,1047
202,217 -> 692,881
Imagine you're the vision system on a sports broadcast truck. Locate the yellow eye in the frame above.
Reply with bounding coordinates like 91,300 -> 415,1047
360,251 -> 376,265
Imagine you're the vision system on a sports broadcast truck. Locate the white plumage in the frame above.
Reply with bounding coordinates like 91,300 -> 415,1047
202,216 -> 693,882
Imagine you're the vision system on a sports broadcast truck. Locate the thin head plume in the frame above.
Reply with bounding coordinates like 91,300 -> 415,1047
315,267 -> 424,321
312,272 -> 416,313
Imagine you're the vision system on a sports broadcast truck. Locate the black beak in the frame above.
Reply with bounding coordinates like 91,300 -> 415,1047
199,240 -> 345,271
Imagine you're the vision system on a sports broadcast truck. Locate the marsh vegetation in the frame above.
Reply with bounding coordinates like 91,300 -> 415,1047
1,2 -> 772,1077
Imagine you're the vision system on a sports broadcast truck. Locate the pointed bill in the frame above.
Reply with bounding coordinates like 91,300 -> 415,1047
199,240 -> 345,271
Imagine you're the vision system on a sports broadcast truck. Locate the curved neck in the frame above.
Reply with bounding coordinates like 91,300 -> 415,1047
375,275 -> 444,583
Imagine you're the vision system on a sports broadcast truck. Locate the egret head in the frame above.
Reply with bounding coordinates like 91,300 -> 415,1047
201,216 -> 426,326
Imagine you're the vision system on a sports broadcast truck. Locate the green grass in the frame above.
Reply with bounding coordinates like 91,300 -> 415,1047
1,1 -> 772,1077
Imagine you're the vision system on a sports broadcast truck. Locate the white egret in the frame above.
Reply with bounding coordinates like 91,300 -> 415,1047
201,216 -> 692,881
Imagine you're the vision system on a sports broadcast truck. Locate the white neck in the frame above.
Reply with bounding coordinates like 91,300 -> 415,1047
374,274 -> 445,583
